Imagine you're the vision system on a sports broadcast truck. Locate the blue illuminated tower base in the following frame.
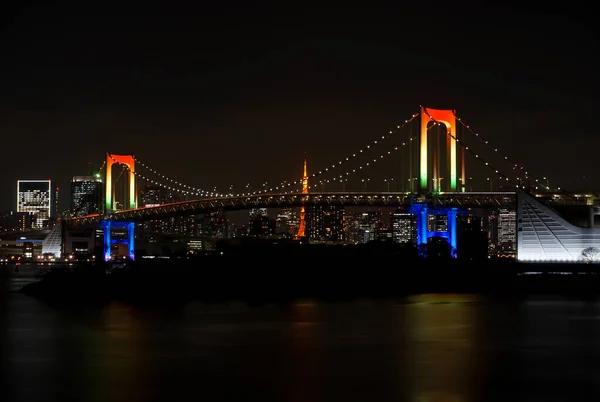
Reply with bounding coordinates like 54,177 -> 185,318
411,203 -> 458,258
101,220 -> 135,261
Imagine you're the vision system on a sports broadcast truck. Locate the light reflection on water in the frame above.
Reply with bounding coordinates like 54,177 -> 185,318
2,268 -> 600,401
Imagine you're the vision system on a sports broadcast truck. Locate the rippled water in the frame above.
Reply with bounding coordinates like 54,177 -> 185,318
2,264 -> 600,402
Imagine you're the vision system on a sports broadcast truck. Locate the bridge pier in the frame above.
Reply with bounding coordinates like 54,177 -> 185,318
101,220 -> 135,261
411,203 -> 459,258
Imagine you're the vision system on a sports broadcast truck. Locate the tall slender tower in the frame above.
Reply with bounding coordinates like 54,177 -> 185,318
297,154 -> 308,238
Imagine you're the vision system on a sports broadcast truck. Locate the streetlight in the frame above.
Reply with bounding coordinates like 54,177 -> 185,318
487,177 -> 492,191
408,177 -> 417,193
384,178 -> 394,192
362,178 -> 370,191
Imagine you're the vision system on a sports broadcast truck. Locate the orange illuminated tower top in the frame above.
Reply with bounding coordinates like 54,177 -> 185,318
301,152 -> 308,195
297,153 -> 308,238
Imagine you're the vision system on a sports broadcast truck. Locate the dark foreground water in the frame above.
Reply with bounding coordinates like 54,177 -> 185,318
2,264 -> 600,402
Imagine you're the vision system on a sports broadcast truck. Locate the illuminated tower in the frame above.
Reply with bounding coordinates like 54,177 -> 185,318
105,153 -> 137,213
419,107 -> 463,192
297,154 -> 308,238
102,153 -> 137,262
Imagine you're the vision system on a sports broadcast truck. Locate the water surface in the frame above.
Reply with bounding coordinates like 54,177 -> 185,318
2,264 -> 600,401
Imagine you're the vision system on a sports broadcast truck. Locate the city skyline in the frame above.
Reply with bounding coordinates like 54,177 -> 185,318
1,4 -> 599,212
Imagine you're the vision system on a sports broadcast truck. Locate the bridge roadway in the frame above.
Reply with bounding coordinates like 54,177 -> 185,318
68,191 -> 517,226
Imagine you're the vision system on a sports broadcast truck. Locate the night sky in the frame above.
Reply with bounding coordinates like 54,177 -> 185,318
0,3 -> 598,212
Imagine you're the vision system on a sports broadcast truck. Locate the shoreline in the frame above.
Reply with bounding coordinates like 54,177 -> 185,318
14,257 -> 600,304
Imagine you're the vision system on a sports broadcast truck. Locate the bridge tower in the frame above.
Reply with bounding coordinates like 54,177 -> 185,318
102,153 -> 137,261
296,154 -> 308,238
416,107 -> 466,257
105,153 -> 137,212
419,107 -> 465,193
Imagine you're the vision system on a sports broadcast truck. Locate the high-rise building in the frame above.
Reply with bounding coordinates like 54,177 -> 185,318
358,210 -> 383,243
16,180 -> 57,229
140,185 -> 164,206
201,210 -> 227,238
306,205 -> 345,241
457,213 -> 487,260
276,208 -> 299,236
138,185 -> 191,235
427,213 -> 448,232
498,208 -> 516,249
390,209 -> 416,244
70,176 -> 102,216
249,208 -> 268,218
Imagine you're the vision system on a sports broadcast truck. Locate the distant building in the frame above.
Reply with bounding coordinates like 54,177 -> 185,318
249,208 -> 268,218
498,208 -> 516,252
0,211 -> 22,233
306,205 -> 345,241
16,180 -> 57,229
358,210 -> 383,243
456,213 -> 487,260
427,213 -> 448,232
70,175 -> 102,216
201,210 -> 228,239
390,209 -> 416,244
249,215 -> 276,237
276,207 -> 299,236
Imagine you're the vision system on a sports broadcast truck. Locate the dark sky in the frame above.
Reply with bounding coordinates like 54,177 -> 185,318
0,2 -> 598,212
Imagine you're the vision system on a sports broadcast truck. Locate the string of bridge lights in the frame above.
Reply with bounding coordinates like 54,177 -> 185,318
296,112 -> 419,186
427,121 -> 519,189
96,160 -> 106,177
312,119 -> 518,193
106,109 -> 552,196
131,111 -> 420,197
305,134 -> 418,191
133,157 -> 223,197
453,113 -> 559,191
108,155 -> 218,197
423,112 -> 530,190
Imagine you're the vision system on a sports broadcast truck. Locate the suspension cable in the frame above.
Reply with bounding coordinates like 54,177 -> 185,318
133,110 -> 420,197
454,113 -> 558,191
422,109 -> 520,189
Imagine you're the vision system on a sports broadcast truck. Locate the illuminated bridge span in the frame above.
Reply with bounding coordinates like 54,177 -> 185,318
70,191 -> 517,225
64,105 -> 597,263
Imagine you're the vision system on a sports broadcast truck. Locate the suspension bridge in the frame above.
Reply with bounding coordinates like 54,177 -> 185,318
62,106 -> 600,263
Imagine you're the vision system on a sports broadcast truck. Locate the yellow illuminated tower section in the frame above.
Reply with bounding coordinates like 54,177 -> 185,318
297,154 -> 308,238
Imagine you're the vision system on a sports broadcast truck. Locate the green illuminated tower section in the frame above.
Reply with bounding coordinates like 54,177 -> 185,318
419,107 -> 458,192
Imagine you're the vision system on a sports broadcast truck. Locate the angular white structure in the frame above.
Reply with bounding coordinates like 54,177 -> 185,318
517,191 -> 600,262
42,223 -> 62,258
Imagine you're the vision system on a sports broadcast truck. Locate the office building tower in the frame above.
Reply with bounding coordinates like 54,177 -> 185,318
16,180 -> 57,229
306,205 -> 345,241
391,209 -> 416,244
498,208 -> 516,250
70,175 -> 102,216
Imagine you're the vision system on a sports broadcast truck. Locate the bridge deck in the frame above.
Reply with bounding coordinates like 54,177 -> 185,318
67,191 -> 517,226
